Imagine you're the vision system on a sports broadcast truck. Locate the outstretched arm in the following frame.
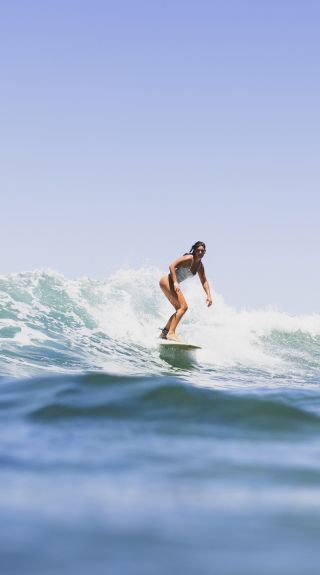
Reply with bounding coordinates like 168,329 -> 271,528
198,263 -> 213,307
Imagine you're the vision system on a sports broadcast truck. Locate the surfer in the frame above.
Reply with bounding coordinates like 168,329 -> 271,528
159,241 -> 213,342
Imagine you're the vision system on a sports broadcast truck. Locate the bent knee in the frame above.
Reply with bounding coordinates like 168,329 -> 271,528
180,304 -> 188,313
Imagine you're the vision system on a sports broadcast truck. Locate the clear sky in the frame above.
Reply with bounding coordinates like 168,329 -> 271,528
1,0 -> 319,313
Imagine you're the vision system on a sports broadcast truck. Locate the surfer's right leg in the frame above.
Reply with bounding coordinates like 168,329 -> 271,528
161,313 -> 176,337
159,275 -> 188,341
166,290 -> 188,341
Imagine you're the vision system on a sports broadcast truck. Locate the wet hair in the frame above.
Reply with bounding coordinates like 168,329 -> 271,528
184,241 -> 206,256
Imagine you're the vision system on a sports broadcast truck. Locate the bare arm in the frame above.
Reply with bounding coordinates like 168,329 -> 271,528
198,263 -> 213,307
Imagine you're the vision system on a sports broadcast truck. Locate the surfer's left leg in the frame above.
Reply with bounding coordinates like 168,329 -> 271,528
166,291 -> 188,341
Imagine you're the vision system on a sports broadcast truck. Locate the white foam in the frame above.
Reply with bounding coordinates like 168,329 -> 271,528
1,266 -> 319,375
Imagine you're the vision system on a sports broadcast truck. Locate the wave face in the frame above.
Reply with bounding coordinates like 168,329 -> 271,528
1,268 -> 320,575
1,267 -> 320,380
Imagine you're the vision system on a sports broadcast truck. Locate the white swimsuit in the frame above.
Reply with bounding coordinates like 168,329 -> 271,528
175,266 -> 195,284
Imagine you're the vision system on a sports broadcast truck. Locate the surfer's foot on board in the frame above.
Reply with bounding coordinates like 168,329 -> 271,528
159,328 -> 168,339
166,332 -> 180,342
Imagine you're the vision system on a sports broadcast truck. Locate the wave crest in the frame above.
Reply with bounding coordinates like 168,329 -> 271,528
0,267 -> 320,377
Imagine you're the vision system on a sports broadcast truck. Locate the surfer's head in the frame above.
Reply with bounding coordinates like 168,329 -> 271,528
189,241 -> 206,258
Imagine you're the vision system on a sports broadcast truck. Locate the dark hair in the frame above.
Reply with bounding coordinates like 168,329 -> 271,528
184,241 -> 206,256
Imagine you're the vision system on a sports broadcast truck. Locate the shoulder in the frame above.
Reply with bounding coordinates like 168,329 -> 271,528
176,254 -> 193,266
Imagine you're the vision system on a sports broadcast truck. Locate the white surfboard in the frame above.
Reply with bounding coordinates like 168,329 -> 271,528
159,340 -> 202,350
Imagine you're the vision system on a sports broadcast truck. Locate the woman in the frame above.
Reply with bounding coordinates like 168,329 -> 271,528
159,241 -> 213,342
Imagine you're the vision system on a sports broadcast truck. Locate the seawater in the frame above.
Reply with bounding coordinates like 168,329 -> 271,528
1,267 -> 320,575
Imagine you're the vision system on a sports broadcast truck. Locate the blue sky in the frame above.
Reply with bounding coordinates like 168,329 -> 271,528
1,0 -> 319,313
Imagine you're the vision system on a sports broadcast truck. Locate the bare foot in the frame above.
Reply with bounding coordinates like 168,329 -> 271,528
159,328 -> 168,339
166,333 -> 180,342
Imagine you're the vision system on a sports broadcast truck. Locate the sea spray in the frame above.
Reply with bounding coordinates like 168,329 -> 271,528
1,267 -> 320,379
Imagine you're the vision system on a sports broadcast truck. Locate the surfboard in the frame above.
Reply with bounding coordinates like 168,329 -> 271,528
159,340 -> 202,350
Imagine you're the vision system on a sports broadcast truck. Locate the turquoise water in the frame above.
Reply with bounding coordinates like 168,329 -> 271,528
1,268 -> 320,574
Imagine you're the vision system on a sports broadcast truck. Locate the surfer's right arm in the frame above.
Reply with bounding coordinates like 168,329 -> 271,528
169,255 -> 192,293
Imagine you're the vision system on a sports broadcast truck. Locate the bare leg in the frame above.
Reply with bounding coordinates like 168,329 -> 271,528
159,275 -> 188,341
166,294 -> 188,341
163,312 -> 176,334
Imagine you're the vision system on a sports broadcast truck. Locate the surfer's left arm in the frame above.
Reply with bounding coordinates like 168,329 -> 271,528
198,263 -> 213,307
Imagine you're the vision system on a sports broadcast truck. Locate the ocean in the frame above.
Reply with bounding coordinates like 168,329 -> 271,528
1,267 -> 320,575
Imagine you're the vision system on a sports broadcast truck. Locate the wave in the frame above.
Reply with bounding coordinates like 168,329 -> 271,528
0,268 -> 320,378
1,372 -> 320,439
